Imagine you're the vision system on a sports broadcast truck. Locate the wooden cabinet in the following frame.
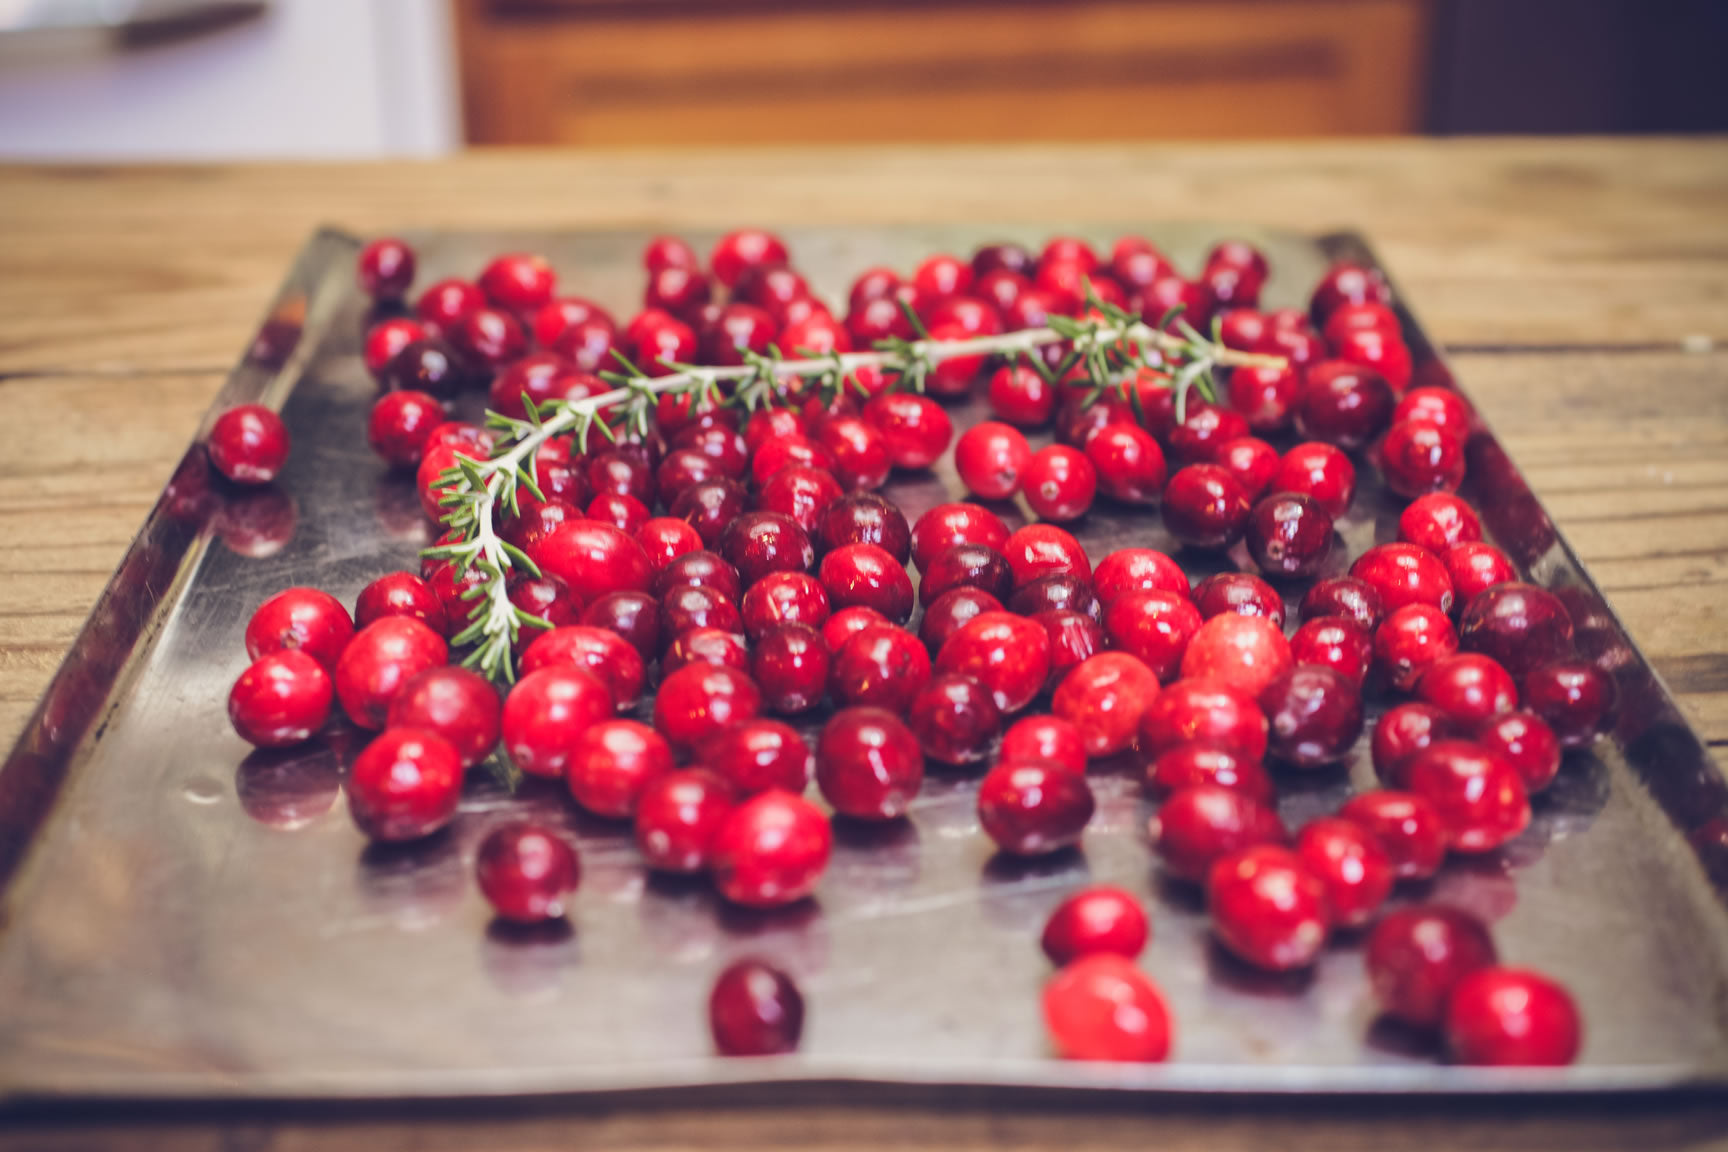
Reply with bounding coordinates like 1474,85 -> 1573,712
455,0 -> 1433,146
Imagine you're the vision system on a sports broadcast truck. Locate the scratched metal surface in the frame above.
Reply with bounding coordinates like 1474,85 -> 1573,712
2,225 -> 1727,1105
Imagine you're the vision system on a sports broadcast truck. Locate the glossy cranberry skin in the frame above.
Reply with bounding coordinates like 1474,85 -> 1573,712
812,706 -> 924,820
1399,493 -> 1482,556
1445,967 -> 1582,1066
588,449 -> 654,503
654,549 -> 743,602
346,728 -> 463,842
1019,445 -> 1096,523
817,542 -> 914,624
664,627 -> 750,675
1138,677 -> 1268,763
1167,405 -> 1250,467
228,650 -> 332,749
666,480 -> 744,549
364,317 -> 428,380
1524,660 -> 1616,748
1212,436 -> 1281,502
709,789 -> 832,907
855,392 -> 949,471
1180,614 -> 1293,700
985,363 -> 1055,427
1456,582 -> 1575,681
1152,784 -> 1284,883
1040,886 -> 1149,966
1241,493 -> 1332,582
534,295 -> 614,348
1006,574 -> 1096,623
1147,744 -> 1274,803
1339,791 -> 1446,880
1259,665 -> 1364,769
1380,420 -> 1467,498
936,611 -> 1051,714
821,606 -> 887,650
385,666 -> 500,770
955,422 -> 1032,500
1092,549 -> 1188,607
1300,576 -> 1383,632
1160,464 -> 1250,551
1374,602 -> 1459,692
367,390 -> 443,469
909,503 -> 1012,572
1042,954 -> 1172,1064
757,465 -> 844,536
644,233 -> 698,273
478,252 -> 555,314
489,354 -> 589,421
1294,818 -> 1392,928
909,585 -> 996,654
454,305 -> 528,372
692,720 -> 806,798
564,719 -> 672,819
750,622 -> 831,715
1406,739 -> 1530,852
581,590 -> 661,659
1394,385 -> 1473,436
830,620 -> 930,708
1295,362 -> 1394,450
634,768 -> 735,873
813,492 -> 909,563
919,544 -> 1012,608
357,237 -> 416,301
1035,608 -> 1103,683
519,625 -> 645,709
208,404 -> 290,485
985,719 -> 1078,781
710,229 -> 789,288
508,573 -> 584,635
738,571 -> 829,639
978,761 -> 1095,856
710,958 -> 804,1056
716,512 -> 814,588
1366,906 -> 1498,1027
1003,524 -> 1092,587
415,278 -> 485,335
333,617 -> 447,730
1475,708 -> 1561,793
1311,262 -> 1392,325
1351,543 -> 1455,615
1272,441 -> 1356,520
645,263 -> 711,320
353,573 -> 447,640
1445,542 -> 1516,604
659,583 -> 743,642
1371,702 -> 1458,787
636,517 -> 705,573
1285,619 -> 1369,689
499,666 -> 612,779
1224,363 -> 1300,435
1418,653 -> 1518,726
1191,574 -> 1283,629
814,415 -> 890,491
246,587 -> 355,673
1333,329 -> 1411,387
530,521 -> 653,609
1050,653 -> 1160,758
1074,424 -> 1160,507
901,673 -> 999,766
653,662 -> 760,749
476,822 -> 579,924
1208,845 -> 1328,971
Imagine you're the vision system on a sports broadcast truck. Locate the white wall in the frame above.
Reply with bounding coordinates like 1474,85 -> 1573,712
0,0 -> 461,158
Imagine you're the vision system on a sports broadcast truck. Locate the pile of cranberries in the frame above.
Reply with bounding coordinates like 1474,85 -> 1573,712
220,230 -> 1611,1070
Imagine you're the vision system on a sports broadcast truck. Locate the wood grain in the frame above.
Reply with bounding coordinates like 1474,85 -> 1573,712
0,140 -> 1726,1148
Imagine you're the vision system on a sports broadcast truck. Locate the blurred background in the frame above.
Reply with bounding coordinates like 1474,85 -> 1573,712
0,0 -> 1723,159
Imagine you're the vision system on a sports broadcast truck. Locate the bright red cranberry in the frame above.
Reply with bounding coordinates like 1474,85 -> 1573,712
1339,791 -> 1446,880
385,666 -> 500,769
1147,743 -> 1273,803
1351,543 -> 1455,614
635,768 -> 735,873
1289,618 -> 1372,686
1042,954 -> 1172,1063
739,571 -> 830,639
489,354 -> 590,420
823,605 -> 889,651
1179,614 -> 1293,699
719,511 -> 816,587
908,590 -> 994,657
364,316 -> 428,380
1109,235 -> 1170,289
920,543 -> 1013,607
909,503 -> 1011,572
367,390 -> 443,469
814,706 -> 925,820
1003,524 -> 1092,587
333,618 -> 447,730
710,958 -> 804,1056
246,587 -> 354,672
637,516 -> 704,573
643,234 -> 698,273
847,265 -> 901,313
476,822 -> 579,923
653,662 -> 760,747
1226,364 -> 1301,434
1035,609 -> 1105,688
582,590 -> 661,658
1258,319 -> 1327,373
1311,262 -> 1391,324
750,622 -> 830,715
1092,549 -> 1188,606
588,449 -> 654,503
1211,436 -> 1280,501
955,422 -> 1032,500
415,277 -> 485,335
1300,576 -> 1383,631
519,625 -> 644,709
1374,602 -> 1459,692
1372,702 -> 1459,787
654,549 -> 743,602
709,229 -> 788,288
710,789 -> 831,906
628,310 -> 698,376
816,492 -> 911,563
1152,784 -> 1284,883
1394,385 -> 1473,436
859,393 -> 951,471
1245,492 -> 1334,580
1445,542 -> 1517,604
1398,492 -> 1481,555
1406,739 -> 1530,852
566,718 -> 674,818
847,293 -> 916,346
1322,299 -> 1399,345
995,716 -> 1084,776
758,465 -> 844,535
659,583 -> 743,641
1161,464 -> 1250,551
1333,327 -> 1412,392
1295,362 -> 1394,450
645,263 -> 711,320
1366,906 -> 1497,1027
1022,445 -> 1097,522
508,573 -> 584,635
1417,653 -> 1518,726
529,521 -> 653,609
986,363 -> 1056,427
1445,967 -> 1581,1066
1079,423 -> 1164,505
346,728 -> 462,842
696,719 -> 808,796
499,666 -> 612,779
1456,582 -> 1575,681
478,252 -> 555,314
228,650 -> 332,749
1380,419 -> 1467,498
1523,660 -> 1616,748
355,572 -> 448,638
831,623 -> 932,711
902,673 -> 999,766
780,309 -> 851,357
664,627 -> 750,675
1168,405 -> 1250,467
696,301 -> 774,367
549,315 -> 618,374
1041,886 -> 1149,966
455,305 -> 527,372
1208,845 -> 1328,971
1476,709 -> 1561,793
1193,573 -> 1285,627
209,404 -> 290,485
1294,817 -> 1392,928
358,237 -> 417,302
936,611 -> 1051,714
978,760 -> 1095,856
1138,677 -> 1268,761
1259,666 -> 1363,769
1140,273 -> 1210,331
1051,653 -> 1159,758
818,543 -> 914,623
1272,441 -> 1356,520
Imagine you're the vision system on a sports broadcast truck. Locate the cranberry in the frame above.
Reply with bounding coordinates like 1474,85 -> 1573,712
757,466 -> 844,536
955,422 -> 1032,500
971,241 -> 1034,279
582,590 -> 661,659
909,503 -> 1011,572
209,404 -> 290,485
635,768 -> 735,873
710,789 -> 831,906
1208,845 -> 1328,971
1456,583 -> 1574,681
246,587 -> 355,672
1300,576 -> 1383,631
1445,542 -> 1517,604
1258,665 -> 1363,769
847,294 -> 916,346
1417,653 -> 1518,726
750,622 -> 830,715
644,234 -> 698,273
1272,441 -> 1356,520
815,416 -> 890,491
1372,703 -> 1459,786
1003,524 -> 1092,586
1294,818 -> 1392,928
1351,543 -> 1455,614
364,317 -> 428,380
710,229 -> 789,288
1339,791 -> 1447,880
1311,262 -> 1391,324
710,958 -> 804,1056
1259,323 -> 1327,374
478,252 -> 555,313
654,550 -> 743,602
566,718 -> 674,819
550,316 -> 618,374
646,263 -> 711,319
385,666 -> 500,769
1380,420 -> 1467,498
1045,652 -> 1157,758
346,728 -> 463,842
1022,445 -> 1097,522
1147,743 -> 1273,803
637,517 -> 705,572
1334,328 -> 1412,393
810,707 -> 923,821
333,618 -> 447,730
1289,618 -> 1372,686
1445,967 -> 1582,1066
1242,492 -> 1334,581
811,494 -> 908,564
530,521 -> 653,606
1406,739 -> 1530,852
986,363 -> 1056,427
1179,614 -> 1293,699
719,512 -> 816,587
519,625 -> 645,709
1035,609 -> 1104,685
660,583 -> 744,641
1009,575 -> 1100,624
455,306 -> 527,372
1040,886 -> 1149,966
1152,784 -> 1284,883
653,661 -> 760,747
1365,906 -> 1498,1028
1398,493 -> 1481,556
1226,364 -> 1301,434
490,354 -> 592,421
476,822 -> 579,923
1193,573 -> 1284,628
978,760 -> 1095,856
588,449 -> 654,504
1079,423 -> 1164,505
1093,549 -> 1188,606
415,278 -> 485,335
1322,300 -> 1399,345
916,588 -> 1001,655
533,297 -> 613,347
921,543 -> 1013,607
368,390 -> 443,468
831,625 -> 932,711
1138,677 -> 1268,762
908,673 -> 1002,765
1162,464 -> 1250,551
1476,709 -> 1561,793
354,575 -> 446,639
358,237 -> 416,302
1374,602 -> 1460,691
669,480 -> 747,548
228,650 -> 332,749
1394,385 -> 1473,436
656,450 -> 725,504
1523,660 -> 1616,748
1057,389 -> 1134,449
1000,715 -> 1088,776
1168,405 -> 1250,466
664,627 -> 750,674
499,666 -> 612,779
822,606 -> 887,651
1042,954 -> 1172,1064
739,571 -> 829,638
508,574 -> 584,637
630,310 -> 698,376
1212,436 -> 1280,501
1293,362 -> 1394,451
1140,274 -> 1210,332
936,611 -> 1051,714
857,392 -> 949,469
818,543 -> 914,623
847,266 -> 901,314
690,720 -> 806,798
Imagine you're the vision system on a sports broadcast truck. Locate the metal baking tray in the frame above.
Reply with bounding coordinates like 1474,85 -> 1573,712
2,225 -> 1726,1107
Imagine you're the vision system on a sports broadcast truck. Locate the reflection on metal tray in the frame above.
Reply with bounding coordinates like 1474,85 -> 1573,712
1,225 -> 1726,1106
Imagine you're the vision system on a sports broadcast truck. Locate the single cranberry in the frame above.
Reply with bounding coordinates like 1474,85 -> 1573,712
1138,677 -> 1268,761
1523,660 -> 1616,748
830,623 -> 932,711
1152,784 -> 1284,882
847,294 -> 916,346
653,664 -> 761,750
637,517 -> 705,572
1286,619 -> 1370,687
1019,445 -> 1097,522
1398,493 -> 1481,556
478,252 -> 555,313
1092,549 -> 1188,606
367,390 -> 443,469
508,572 -> 584,635
978,760 -> 1095,856
1332,328 -> 1413,392
750,622 -> 831,715
1311,262 -> 1391,324
1380,420 -> 1467,498
709,229 -> 789,287
587,449 -> 654,504
818,542 -> 914,624
1148,743 -> 1274,803
1322,299 -> 1400,346
1374,602 -> 1460,692
1476,709 -> 1561,794
1193,573 -> 1285,628
656,450 -> 725,505
631,311 -> 699,376
754,467 -> 841,537
709,789 -> 832,907
1366,906 -> 1498,1028
645,263 -> 712,319
668,480 -> 747,549
209,405 -> 290,485
986,363 -> 1056,427
847,265 -> 901,314
1225,364 -> 1301,435
710,958 -> 805,1056
1078,423 -> 1163,505
816,415 -> 891,491
907,592 -> 994,660
654,550 -> 744,602
1179,614 -> 1293,699
1394,385 -> 1473,437
529,521 -> 653,608
1417,653 -> 1518,726
814,706 -> 925,821
1445,967 -> 1582,1066
1272,441 -> 1356,520
1258,665 -> 1364,769
1406,739 -> 1530,853
1168,405 -> 1251,467
1351,543 -> 1455,614
854,392 -> 948,471
364,317 -> 428,380
415,277 -> 486,335
533,296 -> 613,348
228,650 -> 332,749
955,422 -> 1032,500
1207,845 -> 1328,971
813,493 -> 909,564
475,821 -> 579,924
1035,609 -> 1105,687
935,611 -> 1051,714
385,666 -> 500,769
659,583 -> 743,641
717,511 -> 815,588
973,240 -> 1035,278
1161,464 -> 1250,551
581,590 -> 661,659
489,354 -> 589,421
664,627 -> 750,675
1293,362 -> 1394,451
549,316 -> 618,374
902,672 -> 998,765
1445,542 -> 1517,604
1140,274 -> 1211,331
738,571 -> 830,639
519,625 -> 645,709
817,606 -> 884,651
1456,582 -> 1575,681
246,587 -> 355,672
1339,791 -> 1447,880
920,543 -> 1013,608
500,666 -> 613,779
1042,954 -> 1172,1064
454,306 -> 528,372
1211,437 -> 1281,502
635,768 -> 736,873
1051,653 -> 1160,758
358,237 -> 416,302
644,234 -> 698,273
1300,576 -> 1384,631
1040,886 -> 1149,966
996,715 -> 1085,776
1244,492 -> 1334,581
1003,524 -> 1092,587
1010,574 -> 1101,624
333,618 -> 447,730
696,719 -> 809,796
1258,321 -> 1327,374
909,503 -> 1012,572
1294,817 -> 1393,928
346,727 -> 463,842
566,718 -> 674,819
355,572 -> 448,638
1372,703 -> 1459,787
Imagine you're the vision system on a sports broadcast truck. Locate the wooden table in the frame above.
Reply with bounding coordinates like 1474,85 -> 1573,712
2,139 -> 1727,1149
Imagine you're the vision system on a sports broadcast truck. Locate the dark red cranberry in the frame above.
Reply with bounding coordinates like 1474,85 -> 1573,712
1003,524 -> 1092,587
815,492 -> 910,563
758,464 -> 844,535
1476,709 -> 1561,793
1311,262 -> 1391,324
519,625 -> 645,710
635,767 -> 735,873
1380,419 -> 1467,498
822,606 -> 888,651
815,707 -> 925,820
1245,492 -> 1334,581
1154,785 -> 1284,883
1456,583 -> 1575,681
1041,886 -> 1149,966
587,449 -> 654,504
415,277 -> 485,335
1193,573 -> 1285,627
653,663 -> 761,750
935,611 -> 1051,714
358,237 -> 416,302
660,583 -> 743,641
719,511 -> 816,586
356,572 -> 448,637
1208,845 -> 1327,971
847,293 -> 916,346
1179,614 -> 1294,699
1300,576 -> 1383,631
1446,542 -> 1517,604
585,492 -> 648,535
847,265 -> 901,314
228,650 -> 332,749
1371,702 -> 1459,787
489,354 -> 590,420
955,421 -> 1032,500
333,618 -> 447,730
1162,464 -> 1250,551
581,590 -> 661,659
918,587 -> 1004,653
1351,543 -> 1454,615
1258,665 -> 1363,769
1405,739 -> 1530,853
701,719 -> 812,796
1010,574 -> 1101,623
1523,660 -> 1616,748
455,306 -> 527,372
1147,744 -> 1273,803
818,543 -> 914,623
1211,436 -> 1280,501
1399,492 -> 1482,555
1035,608 -> 1105,688
709,229 -> 789,288
710,958 -> 804,1056
209,404 -> 290,485
1394,385 -> 1473,436
654,549 -> 743,602
1167,404 -> 1250,466
909,503 -> 1011,572
1225,363 -> 1301,435
906,673 -> 1002,765
750,622 -> 830,715
972,241 -> 1035,278
656,449 -> 725,504
529,521 -> 653,606
670,479 -> 748,549
831,624 -> 932,711
740,571 -> 830,638
1093,549 -> 1188,606
508,572 -> 583,631
978,760 -> 1095,856
1295,818 -> 1392,927
1052,652 -> 1160,757
645,263 -> 712,319
1417,653 -> 1518,726
701,302 -> 776,367
368,390 -> 443,468
1140,273 -> 1210,331
920,543 -> 1013,607
1339,790 -> 1447,880
1272,441 -> 1356,520
664,627 -> 750,675
246,586 -> 355,673
1445,967 -> 1581,1066
386,666 -> 501,769
549,315 -> 618,374
709,789 -> 831,907
1374,602 -> 1459,692
346,728 -> 462,842
364,317 -> 427,380
1289,618 -> 1372,686
1365,906 -> 1498,1028
1334,328 -> 1413,392
1295,361 -> 1395,450
476,822 -> 579,923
